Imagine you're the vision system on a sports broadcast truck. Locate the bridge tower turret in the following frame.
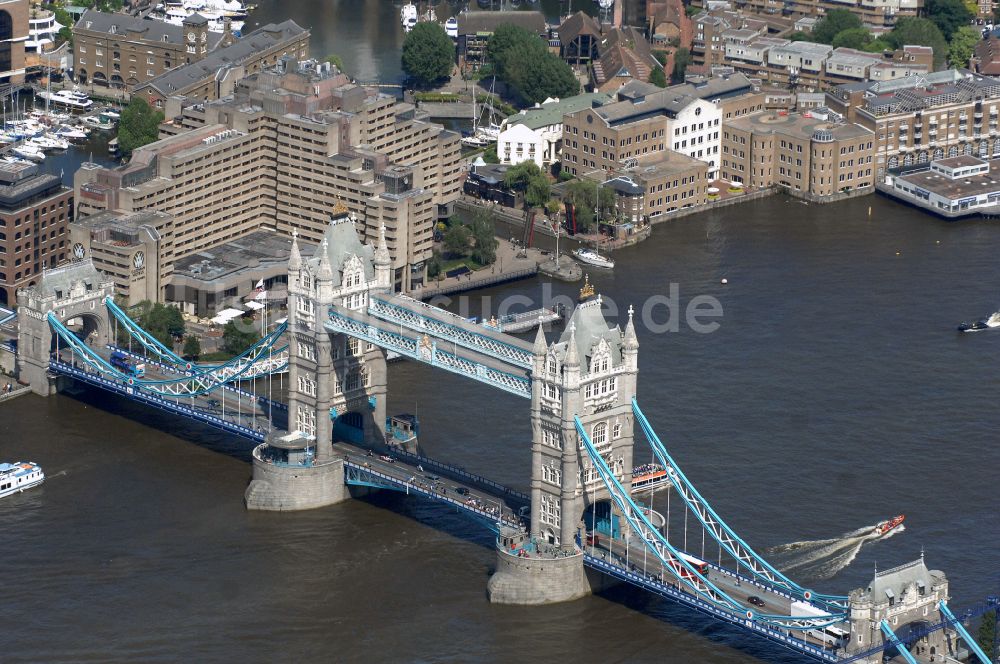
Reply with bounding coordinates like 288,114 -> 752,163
489,296 -> 639,604
16,260 -> 115,396
246,212 -> 389,511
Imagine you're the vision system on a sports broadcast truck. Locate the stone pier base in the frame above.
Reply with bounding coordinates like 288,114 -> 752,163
245,456 -> 348,511
487,542 -> 591,605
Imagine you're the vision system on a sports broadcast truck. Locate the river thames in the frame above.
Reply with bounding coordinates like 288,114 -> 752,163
4,193 -> 1000,662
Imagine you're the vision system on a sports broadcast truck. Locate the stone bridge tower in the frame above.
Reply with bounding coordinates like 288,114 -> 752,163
246,212 -> 392,510
16,260 -> 115,396
489,296 -> 639,604
846,557 -> 953,662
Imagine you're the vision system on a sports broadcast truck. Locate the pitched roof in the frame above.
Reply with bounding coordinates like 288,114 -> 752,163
457,11 -> 546,36
558,11 -> 601,46
505,92 -> 612,130
307,213 -> 375,288
75,9 -> 224,49
554,299 -> 623,368
137,19 -> 307,97
593,27 -> 660,87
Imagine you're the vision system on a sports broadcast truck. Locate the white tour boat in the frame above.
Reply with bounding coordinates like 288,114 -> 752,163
0,461 -> 44,498
36,89 -> 93,111
573,247 -> 615,269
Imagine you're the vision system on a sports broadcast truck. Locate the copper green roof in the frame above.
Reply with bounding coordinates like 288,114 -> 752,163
507,92 -> 612,131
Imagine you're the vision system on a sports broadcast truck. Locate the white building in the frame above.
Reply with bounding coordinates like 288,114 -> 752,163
666,96 -> 723,179
497,93 -> 611,168
27,10 -> 64,54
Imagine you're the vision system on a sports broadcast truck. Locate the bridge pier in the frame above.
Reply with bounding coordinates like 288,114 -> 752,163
487,529 -> 592,605
245,436 -> 348,511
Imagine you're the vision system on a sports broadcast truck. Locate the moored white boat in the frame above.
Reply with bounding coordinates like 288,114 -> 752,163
36,89 -> 93,111
401,2 -> 417,31
29,134 -> 70,151
445,16 -> 458,38
13,144 -> 45,161
0,461 -> 44,498
573,247 -> 614,269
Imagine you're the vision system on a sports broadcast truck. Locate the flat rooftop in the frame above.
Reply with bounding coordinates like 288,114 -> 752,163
896,163 -> 1000,200
173,229 -> 316,283
934,155 -> 985,169
727,112 -> 871,141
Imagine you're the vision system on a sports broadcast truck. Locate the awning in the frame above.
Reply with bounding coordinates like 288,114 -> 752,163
243,300 -> 265,311
210,307 -> 244,325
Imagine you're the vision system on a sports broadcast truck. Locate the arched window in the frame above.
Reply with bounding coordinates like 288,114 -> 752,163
592,422 -> 607,446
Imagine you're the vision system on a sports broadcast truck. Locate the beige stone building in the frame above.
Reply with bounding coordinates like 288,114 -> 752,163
721,110 -> 875,197
74,58 -> 463,297
72,10 -> 225,89
825,70 -> 1000,180
603,152 -> 709,221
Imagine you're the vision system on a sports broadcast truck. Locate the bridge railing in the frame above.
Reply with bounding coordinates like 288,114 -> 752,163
388,447 -> 529,502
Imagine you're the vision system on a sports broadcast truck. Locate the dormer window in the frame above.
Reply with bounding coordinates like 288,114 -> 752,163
85,21 -> 92,29
162,35 -> 169,42
109,25 -> 117,34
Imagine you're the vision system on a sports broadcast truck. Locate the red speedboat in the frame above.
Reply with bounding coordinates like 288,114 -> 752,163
875,515 -> 905,536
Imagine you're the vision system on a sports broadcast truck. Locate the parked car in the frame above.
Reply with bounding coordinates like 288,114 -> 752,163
454,486 -> 470,496
747,595 -> 765,607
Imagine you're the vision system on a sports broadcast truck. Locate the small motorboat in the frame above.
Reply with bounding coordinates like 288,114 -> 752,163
958,311 -> 1000,332
874,515 -> 905,537
13,144 -> 45,161
573,247 -> 615,269
445,16 -> 458,39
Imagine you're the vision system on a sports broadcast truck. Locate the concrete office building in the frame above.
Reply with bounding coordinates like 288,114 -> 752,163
68,210 -> 166,307
0,162 -> 72,306
0,0 -> 28,85
74,58 -> 463,300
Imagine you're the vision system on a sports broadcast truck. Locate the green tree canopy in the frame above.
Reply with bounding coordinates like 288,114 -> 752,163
482,144 -> 499,163
862,37 -> 894,53
813,9 -> 863,44
504,161 -> 542,191
649,65 -> 667,88
222,320 -> 259,356
887,17 -> 948,69
323,53 -> 345,72
468,208 -> 498,266
134,301 -> 185,348
443,223 -> 471,256
787,31 -> 812,42
925,0 -> 974,40
832,27 -> 873,50
118,97 -> 164,157
182,335 -> 201,360
948,25 -> 980,67
402,22 -> 454,87
563,179 -> 617,232
485,24 -> 578,105
672,47 -> 692,82
976,609 -> 996,656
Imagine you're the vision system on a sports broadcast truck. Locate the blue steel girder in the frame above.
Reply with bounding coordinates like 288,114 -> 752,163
632,399 -> 848,610
939,600 -> 993,664
325,308 -> 531,399
367,296 -> 533,369
574,415 -> 848,631
879,620 -> 920,664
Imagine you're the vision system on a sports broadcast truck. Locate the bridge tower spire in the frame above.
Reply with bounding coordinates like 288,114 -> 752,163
489,297 -> 639,605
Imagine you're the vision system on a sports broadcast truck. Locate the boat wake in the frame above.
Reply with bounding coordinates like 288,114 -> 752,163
766,524 -> 905,581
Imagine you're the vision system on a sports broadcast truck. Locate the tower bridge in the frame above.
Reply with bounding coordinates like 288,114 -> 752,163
11,213 -> 999,663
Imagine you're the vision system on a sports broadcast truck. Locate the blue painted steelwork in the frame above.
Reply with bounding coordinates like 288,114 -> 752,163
50,361 -> 267,442
367,296 -> 534,369
633,399 -> 849,611
575,415 -> 845,632
939,600 -> 993,664
583,555 -> 838,663
879,620 -> 919,664
325,308 -> 531,398
105,296 -> 187,365
50,314 -> 287,397
342,460 -> 518,533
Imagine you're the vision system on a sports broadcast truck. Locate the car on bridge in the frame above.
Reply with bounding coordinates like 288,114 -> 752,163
379,455 -> 395,463
747,595 -> 765,608
453,486 -> 470,496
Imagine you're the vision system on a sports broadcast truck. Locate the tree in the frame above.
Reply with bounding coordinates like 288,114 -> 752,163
787,31 -> 812,42
564,179 -> 616,232
402,22 -> 454,87
222,320 -> 259,356
323,53 -> 345,71
832,27 -> 873,50
925,0 -> 973,40
482,144 -> 499,163
468,209 -> 498,266
486,24 -> 579,105
862,38 -> 894,53
887,18 -> 948,69
976,610 -> 996,656
672,47 -> 692,83
117,97 -> 164,157
949,25 -> 980,67
427,250 -> 444,278
813,9 -> 863,44
182,335 -> 201,360
134,301 -> 185,348
443,224 -> 471,256
504,161 -> 542,191
649,66 -> 667,88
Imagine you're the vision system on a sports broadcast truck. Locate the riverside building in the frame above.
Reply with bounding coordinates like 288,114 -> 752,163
73,58 -> 463,297
825,70 -> 1000,181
